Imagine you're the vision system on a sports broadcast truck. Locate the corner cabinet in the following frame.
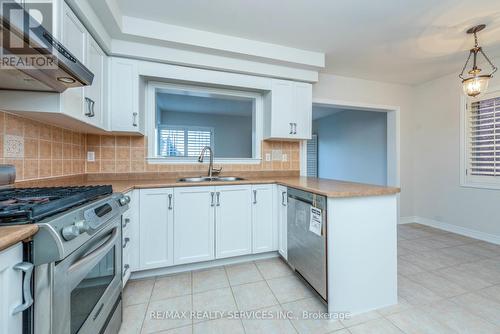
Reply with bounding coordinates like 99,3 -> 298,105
108,58 -> 144,134
0,243 -> 25,334
264,79 -> 312,140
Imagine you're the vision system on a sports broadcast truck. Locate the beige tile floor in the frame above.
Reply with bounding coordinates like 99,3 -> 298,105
119,223 -> 500,333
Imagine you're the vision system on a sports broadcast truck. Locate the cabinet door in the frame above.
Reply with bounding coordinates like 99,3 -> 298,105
252,185 -> 275,254
277,186 -> 288,260
84,36 -> 106,128
292,82 -> 312,139
0,243 -> 23,334
215,185 -> 252,259
109,58 -> 140,133
139,188 -> 174,270
174,187 -> 215,264
271,79 -> 295,138
61,2 -> 85,120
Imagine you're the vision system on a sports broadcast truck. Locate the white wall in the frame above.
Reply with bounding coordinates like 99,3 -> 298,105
313,73 -> 414,217
412,60 -> 500,237
313,109 -> 387,186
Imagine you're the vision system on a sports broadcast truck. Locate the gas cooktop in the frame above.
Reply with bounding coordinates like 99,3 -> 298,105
0,185 -> 113,224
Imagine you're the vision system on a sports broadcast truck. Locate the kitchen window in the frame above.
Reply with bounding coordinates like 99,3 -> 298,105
146,82 -> 263,163
461,88 -> 500,189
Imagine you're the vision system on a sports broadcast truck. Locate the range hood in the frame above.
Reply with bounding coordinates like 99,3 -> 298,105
0,2 -> 93,92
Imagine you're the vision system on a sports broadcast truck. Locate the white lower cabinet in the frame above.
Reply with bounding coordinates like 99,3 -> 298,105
173,187 -> 215,265
252,184 -> 276,253
139,188 -> 174,270
215,185 -> 252,259
0,243 -> 24,334
277,185 -> 288,259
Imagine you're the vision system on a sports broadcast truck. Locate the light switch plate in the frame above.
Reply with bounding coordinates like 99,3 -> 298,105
87,151 -> 95,162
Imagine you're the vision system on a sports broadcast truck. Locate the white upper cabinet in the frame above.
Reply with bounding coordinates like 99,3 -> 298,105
215,185 -> 252,259
108,57 -> 143,134
173,186 -> 215,265
251,184 -> 276,253
83,36 -> 107,129
264,79 -> 312,140
139,188 -> 174,270
0,2 -> 108,132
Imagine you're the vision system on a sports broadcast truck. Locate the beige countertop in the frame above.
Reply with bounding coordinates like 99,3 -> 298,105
0,225 -> 39,252
83,176 -> 400,198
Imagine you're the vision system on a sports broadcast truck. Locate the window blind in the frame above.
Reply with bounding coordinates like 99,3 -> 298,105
307,134 -> 318,177
468,95 -> 500,177
158,126 -> 213,157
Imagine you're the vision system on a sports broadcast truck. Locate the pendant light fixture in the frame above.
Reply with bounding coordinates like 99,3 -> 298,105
459,24 -> 497,97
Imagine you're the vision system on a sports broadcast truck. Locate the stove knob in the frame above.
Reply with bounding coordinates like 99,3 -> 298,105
61,225 -> 80,241
118,195 -> 131,206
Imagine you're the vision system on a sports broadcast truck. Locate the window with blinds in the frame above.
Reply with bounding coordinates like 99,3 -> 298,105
466,92 -> 500,180
158,126 -> 213,157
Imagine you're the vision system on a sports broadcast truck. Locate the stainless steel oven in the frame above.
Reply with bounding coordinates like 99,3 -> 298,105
34,196 -> 127,334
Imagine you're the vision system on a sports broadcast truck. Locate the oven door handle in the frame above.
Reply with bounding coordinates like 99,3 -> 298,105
68,227 -> 119,274
12,262 -> 34,315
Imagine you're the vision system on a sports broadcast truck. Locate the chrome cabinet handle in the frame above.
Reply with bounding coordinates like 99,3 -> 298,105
123,237 -> 130,249
216,192 -> 220,206
123,218 -> 130,228
132,112 -> 138,127
253,190 -> 257,204
168,194 -> 173,210
122,264 -> 130,277
293,123 -> 297,134
289,122 -> 293,134
210,192 -> 215,207
12,262 -> 34,315
84,97 -> 95,117
281,191 -> 287,206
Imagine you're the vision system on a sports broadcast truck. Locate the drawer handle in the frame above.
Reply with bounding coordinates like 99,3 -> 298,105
12,262 -> 34,315
123,237 -> 130,249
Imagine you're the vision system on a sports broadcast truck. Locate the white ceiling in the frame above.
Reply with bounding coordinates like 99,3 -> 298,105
99,0 -> 500,85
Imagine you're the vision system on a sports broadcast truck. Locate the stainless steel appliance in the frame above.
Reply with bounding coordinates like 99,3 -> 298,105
0,169 -> 129,334
287,187 -> 327,301
0,1 -> 93,92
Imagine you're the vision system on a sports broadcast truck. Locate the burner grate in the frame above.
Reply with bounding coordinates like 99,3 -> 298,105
0,185 -> 113,224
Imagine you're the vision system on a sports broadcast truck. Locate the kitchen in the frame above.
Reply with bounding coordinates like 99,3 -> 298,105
1,1 -> 500,334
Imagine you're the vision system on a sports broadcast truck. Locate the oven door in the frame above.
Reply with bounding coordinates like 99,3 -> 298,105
52,217 -> 122,334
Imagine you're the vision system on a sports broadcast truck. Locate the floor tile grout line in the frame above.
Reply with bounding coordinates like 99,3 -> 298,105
222,264 -> 247,334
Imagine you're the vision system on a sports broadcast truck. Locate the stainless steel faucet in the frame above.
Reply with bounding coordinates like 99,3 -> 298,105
198,146 -> 222,177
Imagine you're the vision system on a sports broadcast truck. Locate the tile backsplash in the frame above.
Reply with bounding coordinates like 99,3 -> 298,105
0,110 -> 300,181
0,112 -> 86,181
86,134 -> 300,174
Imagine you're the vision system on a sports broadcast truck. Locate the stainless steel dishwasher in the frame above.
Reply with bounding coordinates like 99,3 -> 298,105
287,187 -> 327,301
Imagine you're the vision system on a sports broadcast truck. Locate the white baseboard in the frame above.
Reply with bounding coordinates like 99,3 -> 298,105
130,251 -> 280,280
400,216 -> 500,245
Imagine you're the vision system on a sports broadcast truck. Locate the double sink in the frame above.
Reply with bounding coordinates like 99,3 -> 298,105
178,176 -> 245,182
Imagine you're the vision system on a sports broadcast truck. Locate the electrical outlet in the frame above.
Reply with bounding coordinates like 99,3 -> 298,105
87,151 -> 95,162
282,154 -> 288,162
265,153 -> 271,162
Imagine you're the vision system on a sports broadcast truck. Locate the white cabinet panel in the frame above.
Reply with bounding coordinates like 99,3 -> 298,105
84,36 -> 106,128
173,186 -> 215,265
0,243 -> 23,334
109,57 -> 142,133
293,82 -> 312,139
61,2 -> 85,121
139,188 -> 174,270
215,185 -> 252,259
252,184 -> 275,254
277,185 -> 288,259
